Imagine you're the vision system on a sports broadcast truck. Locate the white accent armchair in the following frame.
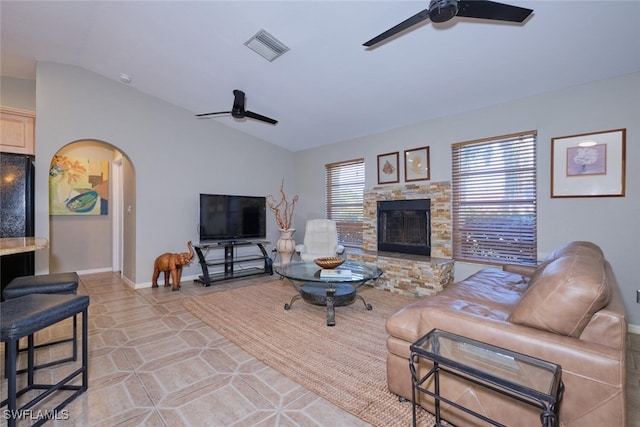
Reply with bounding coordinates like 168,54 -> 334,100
295,219 -> 346,261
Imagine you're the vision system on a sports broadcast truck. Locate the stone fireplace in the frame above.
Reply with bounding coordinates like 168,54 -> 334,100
347,182 -> 454,297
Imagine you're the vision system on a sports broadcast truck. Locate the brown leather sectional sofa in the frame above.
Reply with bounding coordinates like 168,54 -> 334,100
385,241 -> 626,427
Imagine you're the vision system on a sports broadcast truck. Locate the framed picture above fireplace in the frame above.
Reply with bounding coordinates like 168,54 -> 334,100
377,151 -> 399,184
404,146 -> 430,182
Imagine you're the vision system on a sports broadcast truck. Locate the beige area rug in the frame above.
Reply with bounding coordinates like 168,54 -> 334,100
183,279 -> 436,427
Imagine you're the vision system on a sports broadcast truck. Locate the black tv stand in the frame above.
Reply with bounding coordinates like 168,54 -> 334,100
193,240 -> 273,286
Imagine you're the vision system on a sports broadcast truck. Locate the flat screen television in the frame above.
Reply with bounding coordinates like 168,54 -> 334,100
199,194 -> 266,242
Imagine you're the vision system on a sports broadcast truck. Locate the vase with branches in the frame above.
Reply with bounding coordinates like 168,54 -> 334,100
266,179 -> 299,231
267,180 -> 299,265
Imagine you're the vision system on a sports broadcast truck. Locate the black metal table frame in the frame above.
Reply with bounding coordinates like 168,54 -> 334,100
193,241 -> 272,286
410,329 -> 564,427
275,261 -> 382,326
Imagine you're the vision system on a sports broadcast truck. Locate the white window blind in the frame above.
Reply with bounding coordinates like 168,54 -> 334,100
325,158 -> 365,247
452,131 -> 537,264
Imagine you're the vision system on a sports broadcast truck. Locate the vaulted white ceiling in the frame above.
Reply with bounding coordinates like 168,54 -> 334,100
2,1 -> 639,151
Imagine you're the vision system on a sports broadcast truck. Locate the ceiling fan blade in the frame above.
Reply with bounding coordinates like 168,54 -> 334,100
456,0 -> 533,22
244,110 -> 278,125
363,8 -> 430,47
195,111 -> 231,117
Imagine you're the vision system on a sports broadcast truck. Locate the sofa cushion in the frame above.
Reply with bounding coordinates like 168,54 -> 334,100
528,241 -> 604,284
386,269 -> 528,343
508,252 -> 611,336
544,240 -> 604,261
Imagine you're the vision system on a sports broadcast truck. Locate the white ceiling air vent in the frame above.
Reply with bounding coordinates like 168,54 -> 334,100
244,29 -> 289,62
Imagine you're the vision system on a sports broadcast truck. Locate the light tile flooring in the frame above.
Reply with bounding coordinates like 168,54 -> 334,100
1,272 -> 371,426
2,272 -> 639,426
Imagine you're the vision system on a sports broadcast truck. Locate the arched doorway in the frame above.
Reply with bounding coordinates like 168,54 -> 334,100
48,139 -> 135,282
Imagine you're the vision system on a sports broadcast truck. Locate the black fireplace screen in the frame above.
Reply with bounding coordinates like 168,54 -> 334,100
377,199 -> 431,256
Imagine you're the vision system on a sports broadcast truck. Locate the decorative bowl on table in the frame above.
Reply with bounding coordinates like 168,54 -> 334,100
314,257 -> 345,269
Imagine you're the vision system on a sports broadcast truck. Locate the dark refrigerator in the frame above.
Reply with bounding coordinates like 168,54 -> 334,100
1,152 -> 35,293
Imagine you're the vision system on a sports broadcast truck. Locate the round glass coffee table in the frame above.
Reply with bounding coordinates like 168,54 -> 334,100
274,260 -> 383,326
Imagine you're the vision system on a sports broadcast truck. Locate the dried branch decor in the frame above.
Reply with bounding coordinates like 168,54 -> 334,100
266,180 -> 299,231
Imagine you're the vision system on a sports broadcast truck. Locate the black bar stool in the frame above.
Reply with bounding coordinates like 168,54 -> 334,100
3,272 -> 79,373
1,293 -> 89,427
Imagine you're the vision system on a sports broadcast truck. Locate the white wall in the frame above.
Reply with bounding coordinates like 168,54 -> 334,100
34,62 -> 296,285
0,76 -> 36,111
294,72 -> 640,326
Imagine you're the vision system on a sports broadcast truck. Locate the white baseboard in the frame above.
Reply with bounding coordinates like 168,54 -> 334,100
133,282 -> 151,289
74,268 -> 141,289
73,270 -> 200,290
122,275 -> 136,289
628,324 -> 640,335
132,274 -> 200,289
75,267 -> 112,275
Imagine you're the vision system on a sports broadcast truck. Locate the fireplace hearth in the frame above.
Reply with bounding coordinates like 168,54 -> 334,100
377,199 -> 431,256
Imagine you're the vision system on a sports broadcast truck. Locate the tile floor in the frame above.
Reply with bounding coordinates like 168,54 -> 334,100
1,272 -> 370,426
2,271 -> 639,426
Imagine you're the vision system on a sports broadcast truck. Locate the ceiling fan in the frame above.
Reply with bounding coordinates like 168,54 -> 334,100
196,90 -> 278,125
363,0 -> 533,47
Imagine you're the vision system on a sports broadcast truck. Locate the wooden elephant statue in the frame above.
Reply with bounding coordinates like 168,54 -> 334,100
152,241 -> 194,291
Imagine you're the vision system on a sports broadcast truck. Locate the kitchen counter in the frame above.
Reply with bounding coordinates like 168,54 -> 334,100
0,237 -> 48,256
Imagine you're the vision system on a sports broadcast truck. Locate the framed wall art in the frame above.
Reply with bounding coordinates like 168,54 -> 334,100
49,155 -> 110,215
404,146 -> 430,182
551,128 -> 626,198
377,151 -> 399,184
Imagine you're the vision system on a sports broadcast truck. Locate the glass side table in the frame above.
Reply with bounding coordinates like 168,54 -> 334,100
275,261 -> 383,326
410,329 -> 564,427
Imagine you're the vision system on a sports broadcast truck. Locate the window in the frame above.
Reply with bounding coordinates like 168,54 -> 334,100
325,158 -> 365,247
452,131 -> 537,264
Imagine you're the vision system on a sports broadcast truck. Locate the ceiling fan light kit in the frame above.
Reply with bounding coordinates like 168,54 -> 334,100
363,0 -> 533,47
